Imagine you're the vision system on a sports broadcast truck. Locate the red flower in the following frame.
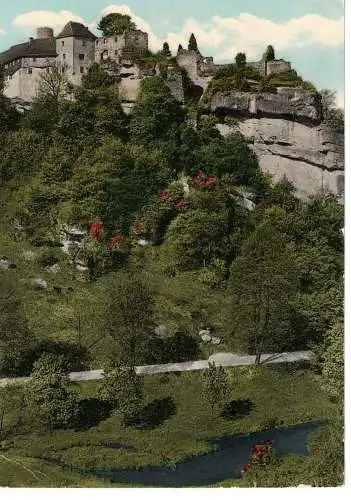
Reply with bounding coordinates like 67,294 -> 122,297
135,223 -> 143,232
175,199 -> 188,210
107,233 -> 122,250
204,176 -> 215,187
90,221 -> 103,239
158,189 -> 169,199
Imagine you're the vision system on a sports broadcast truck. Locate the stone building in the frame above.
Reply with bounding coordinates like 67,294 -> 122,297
0,21 -> 148,102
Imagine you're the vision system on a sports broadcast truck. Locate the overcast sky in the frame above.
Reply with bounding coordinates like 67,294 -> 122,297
0,0 -> 344,106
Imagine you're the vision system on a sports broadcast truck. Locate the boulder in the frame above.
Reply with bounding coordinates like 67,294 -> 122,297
47,263 -> 61,273
32,278 -> 48,290
0,258 -> 10,270
201,333 -> 212,343
211,336 -> 222,345
60,227 -> 87,255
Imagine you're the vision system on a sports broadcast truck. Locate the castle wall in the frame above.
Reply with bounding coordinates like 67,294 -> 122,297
266,60 -> 291,76
56,37 -> 95,87
5,67 -> 43,101
177,50 -> 212,89
166,69 -> 184,102
95,30 -> 148,64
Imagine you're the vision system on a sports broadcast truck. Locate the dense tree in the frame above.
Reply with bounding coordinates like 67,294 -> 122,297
319,321 -> 344,401
0,275 -> 35,376
188,33 -> 198,52
162,42 -> 172,57
202,362 -> 229,414
98,366 -> 143,424
24,354 -> 78,431
82,63 -> 117,89
263,45 -> 275,62
227,222 -> 298,362
103,273 -> 155,368
97,13 -> 136,36
130,77 -> 185,147
235,52 -> 247,71
38,64 -> 71,101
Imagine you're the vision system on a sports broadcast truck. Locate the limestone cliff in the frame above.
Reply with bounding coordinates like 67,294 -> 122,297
208,89 -> 344,200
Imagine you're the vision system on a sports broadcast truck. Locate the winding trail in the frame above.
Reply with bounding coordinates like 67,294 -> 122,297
0,350 -> 314,388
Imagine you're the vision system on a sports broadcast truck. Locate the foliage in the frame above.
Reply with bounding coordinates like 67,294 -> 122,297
98,366 -> 143,424
188,33 -> 198,52
24,354 -> 79,431
162,42 -> 172,58
263,45 -> 275,62
38,64 -> 72,100
0,274 -> 35,376
319,321 -> 344,401
82,63 -> 118,89
97,13 -> 136,36
202,362 -> 229,413
103,273 -> 155,368
227,221 -> 298,360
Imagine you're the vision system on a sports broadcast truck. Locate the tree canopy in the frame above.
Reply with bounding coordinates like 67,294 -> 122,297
97,13 -> 137,36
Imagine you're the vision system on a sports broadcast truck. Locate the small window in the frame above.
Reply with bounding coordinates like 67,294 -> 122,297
61,41 -> 64,47
115,37 -> 118,42
28,68 -> 32,75
103,38 -> 106,44
115,50 -> 118,56
82,40 -> 86,47
32,57 -> 36,62
79,53 -> 85,60
80,67 -> 84,74
62,67 -> 65,73
63,53 -> 66,60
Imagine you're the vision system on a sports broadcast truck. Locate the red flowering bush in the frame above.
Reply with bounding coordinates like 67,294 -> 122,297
135,223 -> 143,232
189,171 -> 216,190
175,199 -> 188,210
241,440 -> 274,475
158,189 -> 170,199
89,221 -> 104,239
107,233 -> 122,250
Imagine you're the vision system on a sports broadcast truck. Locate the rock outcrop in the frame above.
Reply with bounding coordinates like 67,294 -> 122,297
211,90 -> 344,200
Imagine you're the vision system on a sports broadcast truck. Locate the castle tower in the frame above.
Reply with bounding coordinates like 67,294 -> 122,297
56,21 -> 96,86
36,27 -> 54,39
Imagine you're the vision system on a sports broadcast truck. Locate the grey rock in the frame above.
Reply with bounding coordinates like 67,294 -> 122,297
201,333 -> 212,343
211,336 -> 222,345
47,263 -> 60,273
155,325 -> 167,338
32,278 -> 48,290
60,226 -> 87,255
209,90 -> 322,123
0,258 -> 11,270
217,117 -> 344,200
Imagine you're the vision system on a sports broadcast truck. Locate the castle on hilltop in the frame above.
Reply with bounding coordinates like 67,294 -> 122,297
0,21 -> 292,105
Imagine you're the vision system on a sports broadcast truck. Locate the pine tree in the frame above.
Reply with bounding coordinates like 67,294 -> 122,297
162,42 -> 172,58
264,45 -> 275,62
188,33 -> 198,52
177,44 -> 183,54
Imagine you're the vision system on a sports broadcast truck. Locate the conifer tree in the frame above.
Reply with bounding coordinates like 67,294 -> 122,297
162,42 -> 172,57
188,33 -> 198,52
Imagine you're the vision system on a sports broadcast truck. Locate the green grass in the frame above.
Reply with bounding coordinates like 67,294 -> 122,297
1,364 -> 335,487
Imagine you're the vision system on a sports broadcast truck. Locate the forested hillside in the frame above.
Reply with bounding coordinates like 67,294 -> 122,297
0,61 -> 344,487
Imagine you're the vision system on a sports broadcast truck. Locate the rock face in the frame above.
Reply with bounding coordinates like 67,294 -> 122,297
209,89 -> 323,124
213,91 -> 344,200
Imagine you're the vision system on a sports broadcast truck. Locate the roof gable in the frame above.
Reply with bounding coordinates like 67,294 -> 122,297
57,22 -> 97,40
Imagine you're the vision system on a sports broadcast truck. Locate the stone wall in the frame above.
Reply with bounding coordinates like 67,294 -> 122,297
95,30 -> 148,64
56,36 -> 95,87
166,68 -> 184,102
266,59 -> 291,76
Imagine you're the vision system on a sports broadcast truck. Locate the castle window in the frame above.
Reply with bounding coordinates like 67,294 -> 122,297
82,40 -> 86,47
61,41 -> 64,47
115,50 -> 118,56
80,67 -> 84,74
63,53 -> 66,60
115,37 -> 118,42
103,38 -> 106,44
28,68 -> 32,75
79,53 -> 85,60
32,57 -> 36,62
